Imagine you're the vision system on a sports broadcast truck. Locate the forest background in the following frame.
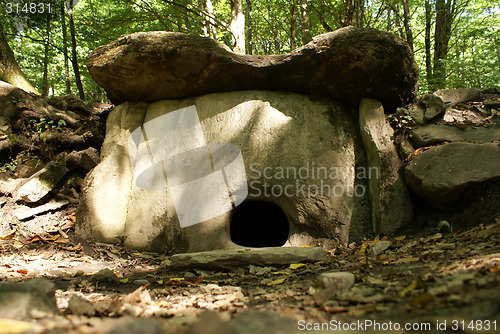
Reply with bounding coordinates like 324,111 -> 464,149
0,0 -> 498,102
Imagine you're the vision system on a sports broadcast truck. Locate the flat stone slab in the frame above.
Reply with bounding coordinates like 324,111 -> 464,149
434,88 -> 481,105
411,125 -> 500,147
86,26 -> 418,109
14,200 -> 69,221
164,247 -> 330,270
405,142 -> 500,207
359,99 -> 413,234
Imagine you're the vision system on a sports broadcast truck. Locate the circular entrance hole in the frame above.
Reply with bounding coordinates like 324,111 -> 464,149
230,201 -> 289,247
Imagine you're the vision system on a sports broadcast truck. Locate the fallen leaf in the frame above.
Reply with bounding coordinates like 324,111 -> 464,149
266,278 -> 286,287
13,242 -> 24,249
289,263 -> 307,270
394,235 -> 406,241
399,277 -> 426,297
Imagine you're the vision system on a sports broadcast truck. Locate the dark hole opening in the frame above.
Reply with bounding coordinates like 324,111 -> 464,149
230,201 -> 289,247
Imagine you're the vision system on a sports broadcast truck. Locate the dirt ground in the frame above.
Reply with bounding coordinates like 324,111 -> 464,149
0,216 -> 499,334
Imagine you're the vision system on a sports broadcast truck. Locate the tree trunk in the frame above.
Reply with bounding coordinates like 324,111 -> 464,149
300,0 -> 312,45
290,0 -> 298,50
245,0 -> 253,54
42,16 -> 51,96
61,5 -> 71,95
230,0 -> 245,54
199,0 -> 217,39
432,0 -> 453,90
0,22 -> 38,93
424,0 -> 433,91
68,3 -> 85,100
401,0 -> 413,52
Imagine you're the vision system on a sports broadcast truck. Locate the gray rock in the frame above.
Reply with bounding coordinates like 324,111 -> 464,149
77,91 -> 369,253
411,124 -> 500,148
104,318 -> 163,334
434,88 -> 481,105
15,153 -> 69,203
86,27 -> 418,109
67,147 -> 100,170
408,94 -> 446,124
164,247 -> 330,271
90,268 -> 119,283
0,278 -> 58,321
405,142 -> 500,207
67,295 -> 96,316
314,272 -> 355,290
369,240 -> 392,257
133,279 -> 150,286
421,94 -> 446,122
227,311 -> 299,334
359,99 -> 413,234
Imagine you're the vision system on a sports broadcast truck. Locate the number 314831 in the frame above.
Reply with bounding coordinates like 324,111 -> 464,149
6,3 -> 53,14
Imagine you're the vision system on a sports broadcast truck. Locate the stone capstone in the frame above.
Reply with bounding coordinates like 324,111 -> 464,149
405,142 -> 500,207
86,27 -> 418,110
359,99 -> 413,234
76,90 -> 370,253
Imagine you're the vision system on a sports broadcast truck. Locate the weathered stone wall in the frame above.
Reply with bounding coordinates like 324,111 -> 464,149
76,91 -> 373,253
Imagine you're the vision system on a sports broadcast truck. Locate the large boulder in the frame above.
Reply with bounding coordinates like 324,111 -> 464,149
86,27 -> 418,110
76,91 -> 371,253
405,142 -> 500,207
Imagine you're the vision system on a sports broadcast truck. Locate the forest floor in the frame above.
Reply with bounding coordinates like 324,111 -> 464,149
0,219 -> 499,334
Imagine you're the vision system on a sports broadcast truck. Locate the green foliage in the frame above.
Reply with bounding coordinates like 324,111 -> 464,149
30,118 -> 66,134
0,158 -> 18,173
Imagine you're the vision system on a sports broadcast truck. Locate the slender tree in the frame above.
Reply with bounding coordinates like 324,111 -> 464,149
61,4 -> 71,95
42,16 -> 51,96
68,0 -> 85,99
230,0 -> 245,54
300,0 -> 312,45
245,0 -> 253,54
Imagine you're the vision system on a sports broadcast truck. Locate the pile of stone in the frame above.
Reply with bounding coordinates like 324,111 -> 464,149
0,80 -> 109,237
